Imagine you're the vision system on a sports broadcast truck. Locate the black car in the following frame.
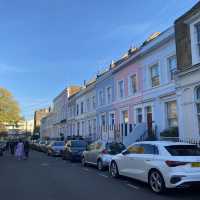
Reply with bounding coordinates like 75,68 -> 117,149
62,140 -> 87,162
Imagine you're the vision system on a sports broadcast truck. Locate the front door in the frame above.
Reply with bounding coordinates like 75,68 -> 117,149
146,106 -> 153,137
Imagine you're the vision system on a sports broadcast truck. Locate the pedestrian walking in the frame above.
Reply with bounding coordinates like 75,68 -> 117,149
24,140 -> 30,159
15,140 -> 24,160
10,141 -> 15,155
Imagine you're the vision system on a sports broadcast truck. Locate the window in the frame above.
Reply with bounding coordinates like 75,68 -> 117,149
81,102 -> 84,114
92,96 -> 96,109
150,64 -> 160,87
166,101 -> 178,128
195,22 -> 200,56
168,55 -> 177,80
86,98 -> 90,112
77,122 -> 80,135
126,144 -> 144,154
101,114 -> 106,131
107,86 -> 112,104
136,108 -> 142,123
165,145 -> 200,156
76,104 -> 79,116
140,144 -> 159,155
109,113 -> 115,127
93,119 -> 96,135
129,74 -> 137,94
99,90 -> 104,106
196,87 -> 200,134
118,80 -> 124,98
81,121 -> 85,135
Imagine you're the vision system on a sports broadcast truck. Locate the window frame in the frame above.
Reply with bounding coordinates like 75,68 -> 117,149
117,79 -> 125,99
166,101 -> 178,128
167,55 -> 177,81
129,73 -> 138,95
106,86 -> 112,105
150,63 -> 160,87
195,22 -> 200,56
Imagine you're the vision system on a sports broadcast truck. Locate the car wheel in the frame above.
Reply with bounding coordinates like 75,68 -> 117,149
148,170 -> 165,194
110,161 -> 119,178
81,157 -> 87,167
97,159 -> 104,171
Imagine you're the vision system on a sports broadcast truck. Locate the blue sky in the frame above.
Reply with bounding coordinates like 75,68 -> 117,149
0,0 -> 198,120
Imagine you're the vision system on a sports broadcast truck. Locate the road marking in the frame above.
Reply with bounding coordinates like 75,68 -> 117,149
98,173 -> 109,178
83,168 -> 90,172
126,183 -> 139,190
41,163 -> 49,167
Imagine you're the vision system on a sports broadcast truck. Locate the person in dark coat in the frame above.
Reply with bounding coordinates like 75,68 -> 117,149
10,141 -> 15,155
24,140 -> 30,159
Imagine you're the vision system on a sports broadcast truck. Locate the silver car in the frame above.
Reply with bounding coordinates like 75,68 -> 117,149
82,141 -> 125,171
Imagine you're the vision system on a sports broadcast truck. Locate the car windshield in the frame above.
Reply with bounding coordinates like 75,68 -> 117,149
71,140 -> 86,147
165,145 -> 200,156
53,142 -> 64,146
107,143 -> 126,154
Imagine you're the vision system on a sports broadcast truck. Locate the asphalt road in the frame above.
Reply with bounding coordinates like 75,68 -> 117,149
0,151 -> 200,200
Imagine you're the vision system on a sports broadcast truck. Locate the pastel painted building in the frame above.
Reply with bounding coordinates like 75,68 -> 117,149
68,79 -> 97,141
112,27 -> 177,146
95,68 -> 115,141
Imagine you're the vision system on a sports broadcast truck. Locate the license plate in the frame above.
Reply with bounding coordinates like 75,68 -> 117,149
191,162 -> 200,167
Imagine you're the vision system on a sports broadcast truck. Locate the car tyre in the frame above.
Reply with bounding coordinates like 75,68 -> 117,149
81,157 -> 87,167
110,161 -> 119,178
148,170 -> 166,194
97,159 -> 104,171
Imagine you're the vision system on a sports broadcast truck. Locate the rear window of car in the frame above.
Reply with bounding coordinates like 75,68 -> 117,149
165,145 -> 200,156
54,142 -> 64,146
71,140 -> 86,147
107,143 -> 126,154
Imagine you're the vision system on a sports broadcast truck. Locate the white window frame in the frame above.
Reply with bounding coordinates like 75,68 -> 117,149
128,73 -> 138,96
149,63 -> 160,88
195,22 -> 200,56
99,89 -> 104,106
92,95 -> 96,110
120,108 -> 129,124
165,101 -> 178,128
100,113 -> 106,132
167,55 -> 177,81
109,111 -> 115,127
117,79 -> 125,99
106,86 -> 112,105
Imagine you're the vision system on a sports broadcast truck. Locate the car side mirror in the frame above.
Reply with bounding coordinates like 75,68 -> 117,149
86,145 -> 90,151
122,150 -> 129,155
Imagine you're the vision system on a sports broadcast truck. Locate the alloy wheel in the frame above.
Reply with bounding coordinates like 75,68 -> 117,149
149,171 -> 164,193
110,162 -> 118,178
97,160 -> 103,171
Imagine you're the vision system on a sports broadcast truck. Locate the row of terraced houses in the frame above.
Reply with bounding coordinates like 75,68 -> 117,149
40,2 -> 200,146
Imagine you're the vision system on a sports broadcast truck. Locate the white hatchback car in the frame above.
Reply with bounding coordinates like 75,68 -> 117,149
109,141 -> 200,193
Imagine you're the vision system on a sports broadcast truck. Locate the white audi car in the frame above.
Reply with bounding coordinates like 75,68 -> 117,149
109,141 -> 200,193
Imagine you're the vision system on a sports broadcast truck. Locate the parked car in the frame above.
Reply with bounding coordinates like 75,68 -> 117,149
109,141 -> 200,193
82,140 -> 125,170
40,140 -> 50,153
62,140 -> 87,162
47,141 -> 65,156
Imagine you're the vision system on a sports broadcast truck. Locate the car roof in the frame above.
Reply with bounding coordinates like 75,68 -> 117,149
133,141 -> 192,147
